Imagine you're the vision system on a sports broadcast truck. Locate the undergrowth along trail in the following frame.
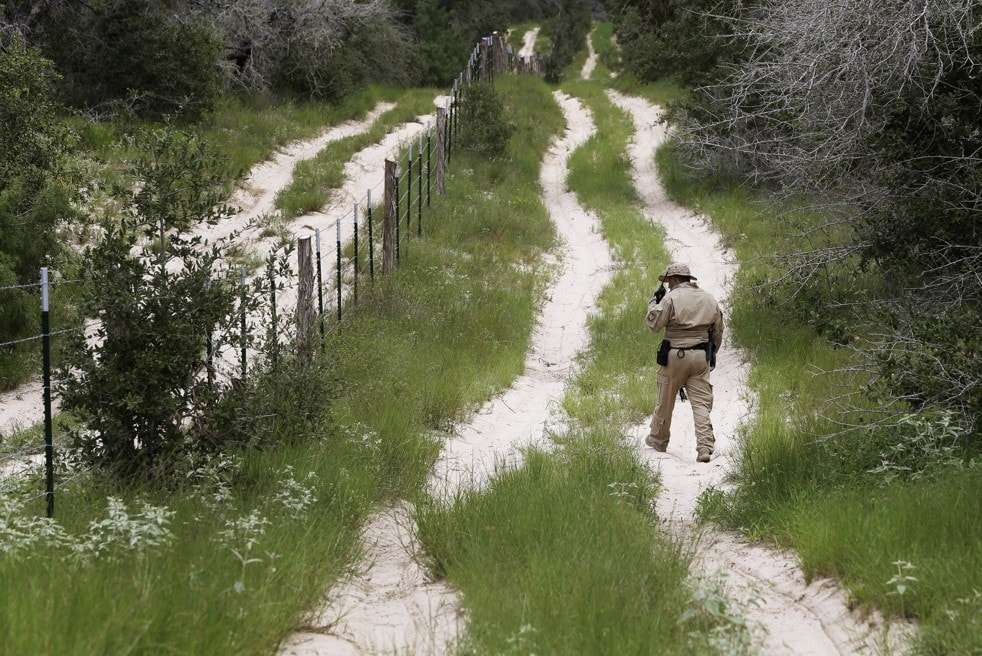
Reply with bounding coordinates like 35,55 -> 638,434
0,73 -> 557,656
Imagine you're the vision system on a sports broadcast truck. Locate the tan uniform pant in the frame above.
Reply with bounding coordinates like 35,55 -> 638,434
649,348 -> 715,453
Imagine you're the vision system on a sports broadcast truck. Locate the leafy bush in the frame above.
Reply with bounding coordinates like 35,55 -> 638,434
609,0 -> 749,86
59,128 -> 241,477
0,38 -> 79,389
543,0 -> 592,83
33,0 -> 222,118
458,83 -> 514,158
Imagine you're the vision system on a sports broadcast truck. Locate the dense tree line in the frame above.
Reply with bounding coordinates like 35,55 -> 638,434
613,0 -> 982,433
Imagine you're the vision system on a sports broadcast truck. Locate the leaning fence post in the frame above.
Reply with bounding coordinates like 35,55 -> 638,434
436,107 -> 448,196
335,219 -> 342,325
40,267 -> 54,518
297,236 -> 316,361
239,268 -> 247,378
315,229 -> 325,345
383,159 -> 397,275
367,189 -> 375,282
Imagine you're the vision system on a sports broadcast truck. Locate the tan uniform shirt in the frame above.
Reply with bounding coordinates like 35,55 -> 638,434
645,282 -> 724,349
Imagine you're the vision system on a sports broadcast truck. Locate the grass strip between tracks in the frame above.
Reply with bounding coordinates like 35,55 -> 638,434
275,88 -> 440,219
0,74 -> 558,656
653,110 -> 982,656
414,81 -> 738,655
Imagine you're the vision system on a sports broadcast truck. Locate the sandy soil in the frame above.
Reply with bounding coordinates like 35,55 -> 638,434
518,27 -> 540,59
0,384 -> 49,438
280,91 -> 613,655
581,30 -> 598,80
607,89 -> 911,655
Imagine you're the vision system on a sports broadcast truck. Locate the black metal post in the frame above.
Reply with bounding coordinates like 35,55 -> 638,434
417,136 -> 423,236
268,255 -> 277,367
395,172 -> 400,265
239,269 -> 247,377
40,267 -> 54,518
448,93 -> 455,165
367,190 -> 375,282
426,131 -> 432,208
336,220 -> 342,324
206,329 -> 214,387
406,144 -> 413,236
316,229 -> 325,344
353,204 -> 359,304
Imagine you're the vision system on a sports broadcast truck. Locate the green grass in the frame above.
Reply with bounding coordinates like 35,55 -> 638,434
592,21 -> 618,77
274,88 -> 439,219
0,74 -> 560,656
413,80 -> 742,655
611,74 -> 689,106
657,141 -> 982,655
76,86 -> 402,193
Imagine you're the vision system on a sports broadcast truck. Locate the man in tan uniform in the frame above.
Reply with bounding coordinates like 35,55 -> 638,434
644,263 -> 724,463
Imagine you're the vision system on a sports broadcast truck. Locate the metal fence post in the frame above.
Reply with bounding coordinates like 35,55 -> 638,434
395,168 -> 401,265
353,202 -> 359,305
426,129 -> 432,208
268,254 -> 277,368
436,107 -> 448,196
407,142 -> 413,236
417,133 -> 423,236
40,267 -> 54,518
336,219 -> 342,325
316,229 -> 325,344
367,189 -> 375,282
239,269 -> 247,378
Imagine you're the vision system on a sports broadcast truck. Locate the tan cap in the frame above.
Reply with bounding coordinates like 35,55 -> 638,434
659,262 -> 696,281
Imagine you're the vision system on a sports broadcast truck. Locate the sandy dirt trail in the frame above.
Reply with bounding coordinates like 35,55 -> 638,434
607,89 -> 909,655
0,103 -> 394,441
518,27 -> 540,59
581,29 -> 598,80
251,96 -> 450,341
281,91 -> 613,656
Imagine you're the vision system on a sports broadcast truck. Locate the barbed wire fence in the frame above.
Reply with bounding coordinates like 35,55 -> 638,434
0,32 -> 540,518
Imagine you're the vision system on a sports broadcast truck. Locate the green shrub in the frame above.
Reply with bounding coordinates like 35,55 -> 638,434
609,0 -> 749,85
458,82 -> 515,158
35,0 -> 222,118
58,127 -> 243,477
0,38 -> 79,389
543,0 -> 592,83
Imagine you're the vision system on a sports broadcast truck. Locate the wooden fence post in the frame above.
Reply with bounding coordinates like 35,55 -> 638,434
296,237 -> 316,361
382,159 -> 397,275
435,107 -> 448,197
479,39 -> 490,82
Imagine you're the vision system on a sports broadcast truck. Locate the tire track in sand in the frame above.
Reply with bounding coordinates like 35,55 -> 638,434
606,89 -> 912,655
280,91 -> 613,655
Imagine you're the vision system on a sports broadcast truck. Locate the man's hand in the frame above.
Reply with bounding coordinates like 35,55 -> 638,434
652,284 -> 667,305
